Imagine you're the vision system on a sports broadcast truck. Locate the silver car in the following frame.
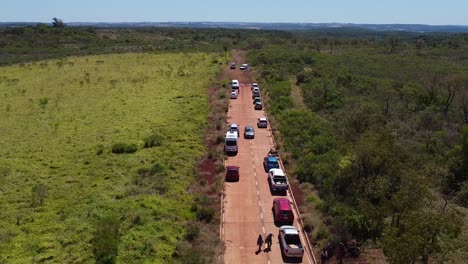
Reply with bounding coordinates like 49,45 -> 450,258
243,125 -> 255,139
278,226 -> 304,258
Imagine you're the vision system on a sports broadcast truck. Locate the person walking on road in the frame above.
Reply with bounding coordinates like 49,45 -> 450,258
265,233 -> 273,251
256,234 -> 264,253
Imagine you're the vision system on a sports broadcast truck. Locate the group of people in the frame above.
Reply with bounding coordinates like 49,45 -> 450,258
320,240 -> 360,263
268,147 -> 279,156
256,233 -> 273,254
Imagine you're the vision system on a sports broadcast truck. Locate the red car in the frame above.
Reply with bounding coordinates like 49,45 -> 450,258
225,166 -> 240,182
272,198 -> 294,224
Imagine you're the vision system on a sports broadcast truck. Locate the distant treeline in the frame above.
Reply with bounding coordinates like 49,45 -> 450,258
1,23 -> 468,66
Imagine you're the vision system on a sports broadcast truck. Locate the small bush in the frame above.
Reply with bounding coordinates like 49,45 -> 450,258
185,223 -> 200,241
143,133 -> 163,148
172,241 -> 204,264
111,143 -> 138,154
31,183 -> 48,207
196,207 -> 215,223
315,227 -> 330,241
92,214 -> 121,264
96,144 -> 105,155
216,135 -> 224,144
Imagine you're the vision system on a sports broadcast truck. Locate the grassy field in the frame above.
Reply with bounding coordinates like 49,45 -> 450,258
0,52 -> 221,263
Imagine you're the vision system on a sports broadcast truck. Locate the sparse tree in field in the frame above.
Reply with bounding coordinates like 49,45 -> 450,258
52,17 -> 65,28
31,183 -> 48,207
93,214 -> 121,264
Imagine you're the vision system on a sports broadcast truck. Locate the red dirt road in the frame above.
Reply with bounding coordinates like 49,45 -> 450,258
221,53 -> 315,264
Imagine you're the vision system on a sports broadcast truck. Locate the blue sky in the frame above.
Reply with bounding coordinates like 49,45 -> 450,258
1,0 -> 467,25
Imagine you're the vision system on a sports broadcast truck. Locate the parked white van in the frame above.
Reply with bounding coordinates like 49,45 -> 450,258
225,131 -> 238,155
231,80 -> 240,89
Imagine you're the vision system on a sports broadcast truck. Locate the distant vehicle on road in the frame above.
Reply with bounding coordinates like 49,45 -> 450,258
251,83 -> 259,90
254,101 -> 263,110
278,226 -> 304,258
268,168 -> 288,194
231,79 -> 240,89
252,87 -> 260,98
272,198 -> 294,224
253,96 -> 261,104
230,90 -> 238,99
263,156 -> 279,172
243,125 -> 255,139
225,131 -> 238,155
225,166 -> 240,181
229,124 -> 240,137
257,117 -> 268,128
229,62 -> 236,69
240,63 -> 248,70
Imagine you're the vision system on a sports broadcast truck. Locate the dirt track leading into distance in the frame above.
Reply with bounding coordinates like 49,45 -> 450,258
221,51 -> 314,264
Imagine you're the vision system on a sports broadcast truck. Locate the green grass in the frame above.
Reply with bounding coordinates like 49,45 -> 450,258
0,52 -> 221,263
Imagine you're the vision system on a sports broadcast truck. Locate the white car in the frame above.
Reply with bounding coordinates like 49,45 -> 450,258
251,83 -> 259,90
230,90 -> 238,99
278,226 -> 304,258
240,64 -> 248,70
231,80 -> 240,89
229,124 -> 240,137
257,117 -> 268,128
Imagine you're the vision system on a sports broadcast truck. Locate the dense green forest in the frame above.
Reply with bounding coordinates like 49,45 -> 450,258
247,31 -> 468,263
1,23 -> 468,263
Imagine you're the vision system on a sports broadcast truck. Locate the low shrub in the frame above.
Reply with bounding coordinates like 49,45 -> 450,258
111,143 -> 138,154
143,133 -> 163,148
92,214 -> 121,264
185,223 -> 200,241
96,144 -> 104,155
196,207 -> 215,223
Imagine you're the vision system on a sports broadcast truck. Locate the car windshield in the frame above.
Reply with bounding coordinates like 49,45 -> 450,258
280,211 -> 292,216
269,161 -> 278,166
227,169 -> 238,176
274,176 -> 287,182
226,140 -> 237,146
284,234 -> 302,246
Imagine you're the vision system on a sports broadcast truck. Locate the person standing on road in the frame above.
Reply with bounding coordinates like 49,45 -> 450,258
265,233 -> 273,250
257,235 -> 264,252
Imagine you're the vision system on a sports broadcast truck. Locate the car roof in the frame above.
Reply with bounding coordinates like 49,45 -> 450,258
226,131 -> 237,137
267,156 -> 278,162
269,168 -> 285,175
274,198 -> 292,210
280,226 -> 299,234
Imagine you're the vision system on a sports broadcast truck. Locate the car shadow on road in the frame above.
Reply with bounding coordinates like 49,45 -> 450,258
281,255 -> 303,263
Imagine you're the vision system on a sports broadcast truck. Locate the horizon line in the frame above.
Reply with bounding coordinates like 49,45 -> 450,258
1,21 -> 468,27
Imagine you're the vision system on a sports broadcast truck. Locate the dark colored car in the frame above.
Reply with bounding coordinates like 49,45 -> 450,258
243,125 -> 255,139
252,88 -> 260,99
254,101 -> 263,110
263,156 -> 280,172
225,166 -> 240,182
229,62 -> 236,69
253,96 -> 261,104
272,198 -> 294,224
